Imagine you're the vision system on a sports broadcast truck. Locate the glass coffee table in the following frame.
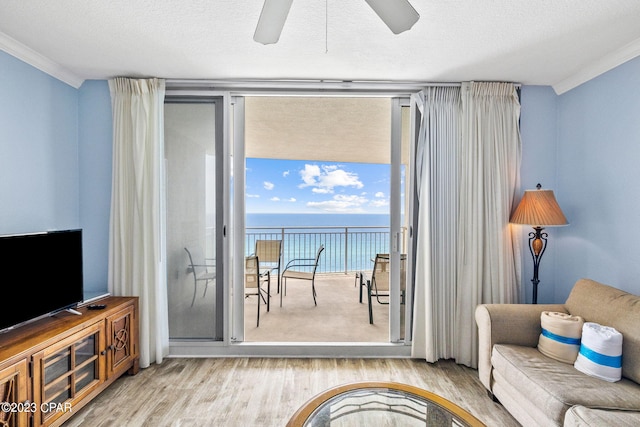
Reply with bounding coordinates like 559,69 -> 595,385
286,381 -> 486,427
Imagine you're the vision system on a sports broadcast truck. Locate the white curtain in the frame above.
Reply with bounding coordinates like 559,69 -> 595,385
412,82 -> 522,368
411,86 -> 461,362
108,77 -> 169,368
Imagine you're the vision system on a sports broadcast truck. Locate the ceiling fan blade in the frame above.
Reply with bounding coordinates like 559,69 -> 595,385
364,0 -> 419,34
254,0 -> 294,44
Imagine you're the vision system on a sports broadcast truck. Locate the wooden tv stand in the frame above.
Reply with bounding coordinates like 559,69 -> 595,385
0,296 -> 139,427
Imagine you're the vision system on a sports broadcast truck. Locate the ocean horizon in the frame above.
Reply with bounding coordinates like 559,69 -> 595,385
246,213 -> 390,228
245,213 -> 392,273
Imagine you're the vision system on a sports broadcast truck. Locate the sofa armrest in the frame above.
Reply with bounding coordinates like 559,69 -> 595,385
475,303 -> 566,391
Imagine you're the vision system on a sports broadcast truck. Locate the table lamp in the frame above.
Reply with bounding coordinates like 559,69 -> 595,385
510,184 -> 568,304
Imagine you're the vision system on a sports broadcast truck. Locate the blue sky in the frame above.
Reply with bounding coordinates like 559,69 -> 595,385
246,158 -> 391,214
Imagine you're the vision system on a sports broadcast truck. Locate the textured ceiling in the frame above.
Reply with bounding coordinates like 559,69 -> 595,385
1,1 -> 640,93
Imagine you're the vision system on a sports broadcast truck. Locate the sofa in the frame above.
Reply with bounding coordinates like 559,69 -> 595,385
475,278 -> 640,426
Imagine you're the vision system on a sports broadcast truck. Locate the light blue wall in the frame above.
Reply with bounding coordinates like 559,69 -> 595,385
520,56 -> 640,303
519,86 -> 561,303
0,51 -> 79,233
0,51 -> 112,297
554,56 -> 640,300
78,81 -> 112,295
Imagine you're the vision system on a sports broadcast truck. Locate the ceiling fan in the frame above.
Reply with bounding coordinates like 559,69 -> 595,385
254,0 -> 420,45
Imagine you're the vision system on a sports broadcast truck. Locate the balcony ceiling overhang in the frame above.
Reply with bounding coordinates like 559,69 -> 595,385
245,96 -> 409,164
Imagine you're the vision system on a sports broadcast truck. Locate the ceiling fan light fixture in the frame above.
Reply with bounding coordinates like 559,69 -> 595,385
364,0 -> 420,34
254,0 -> 294,45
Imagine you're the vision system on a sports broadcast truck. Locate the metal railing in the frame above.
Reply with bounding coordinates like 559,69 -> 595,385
246,225 -> 404,274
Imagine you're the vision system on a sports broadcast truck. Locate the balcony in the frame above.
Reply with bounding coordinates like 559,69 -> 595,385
244,225 -> 405,343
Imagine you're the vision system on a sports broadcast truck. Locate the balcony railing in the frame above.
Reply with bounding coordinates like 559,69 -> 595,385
246,226 -> 404,274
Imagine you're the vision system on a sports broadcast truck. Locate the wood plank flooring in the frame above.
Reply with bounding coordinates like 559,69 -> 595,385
63,358 -> 519,427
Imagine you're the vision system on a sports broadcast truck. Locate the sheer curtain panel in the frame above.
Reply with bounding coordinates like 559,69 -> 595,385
411,82 -> 521,368
108,77 -> 169,368
411,87 -> 461,362
455,82 -> 521,367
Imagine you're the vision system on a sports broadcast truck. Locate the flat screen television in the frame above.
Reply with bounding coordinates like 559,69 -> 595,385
0,229 -> 84,332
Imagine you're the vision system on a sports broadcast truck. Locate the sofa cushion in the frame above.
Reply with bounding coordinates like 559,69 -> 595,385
492,344 -> 640,424
564,278 -> 640,383
564,405 -> 640,427
491,371 -> 555,426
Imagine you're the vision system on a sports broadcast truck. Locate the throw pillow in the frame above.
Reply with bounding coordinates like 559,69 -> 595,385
574,322 -> 623,382
538,311 -> 584,364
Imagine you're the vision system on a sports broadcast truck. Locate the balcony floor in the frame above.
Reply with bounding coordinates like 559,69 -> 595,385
244,273 -> 394,342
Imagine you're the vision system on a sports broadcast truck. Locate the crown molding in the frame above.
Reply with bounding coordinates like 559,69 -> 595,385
0,31 -> 84,89
552,37 -> 640,95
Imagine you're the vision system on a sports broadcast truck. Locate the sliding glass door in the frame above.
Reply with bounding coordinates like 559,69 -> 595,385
160,85 -> 415,355
164,98 -> 224,340
231,95 -> 413,344
391,98 -> 413,343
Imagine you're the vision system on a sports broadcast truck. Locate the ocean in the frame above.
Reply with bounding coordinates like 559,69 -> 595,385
245,213 -> 392,273
246,213 -> 390,228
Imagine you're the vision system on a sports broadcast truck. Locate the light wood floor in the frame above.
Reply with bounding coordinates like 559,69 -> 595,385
63,358 -> 519,427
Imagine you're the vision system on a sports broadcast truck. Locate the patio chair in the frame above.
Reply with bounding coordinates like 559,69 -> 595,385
255,239 -> 283,293
245,255 -> 271,327
370,253 -> 390,304
367,253 -> 407,323
184,247 -> 216,307
281,245 -> 324,307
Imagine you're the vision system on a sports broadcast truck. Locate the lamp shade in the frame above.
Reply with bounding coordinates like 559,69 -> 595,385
510,185 -> 568,227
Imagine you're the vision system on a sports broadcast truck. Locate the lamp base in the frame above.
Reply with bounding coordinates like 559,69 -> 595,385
528,226 -> 547,304
531,277 -> 540,305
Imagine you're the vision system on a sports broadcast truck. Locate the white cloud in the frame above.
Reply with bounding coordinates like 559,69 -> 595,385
269,197 -> 296,203
370,199 -> 389,207
263,181 -> 274,190
246,194 -> 260,198
311,187 -> 332,194
370,192 -> 388,207
299,164 -> 321,186
307,194 -> 368,213
283,170 -> 290,177
321,169 -> 363,189
298,164 -> 363,194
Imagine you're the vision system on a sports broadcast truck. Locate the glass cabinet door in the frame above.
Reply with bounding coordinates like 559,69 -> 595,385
42,346 -> 72,406
73,333 -> 100,395
34,323 -> 103,426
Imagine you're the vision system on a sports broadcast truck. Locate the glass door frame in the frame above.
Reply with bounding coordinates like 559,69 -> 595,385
231,96 -> 246,342
165,81 -> 420,357
231,93 -> 414,345
164,89 -> 231,344
390,97 -> 408,343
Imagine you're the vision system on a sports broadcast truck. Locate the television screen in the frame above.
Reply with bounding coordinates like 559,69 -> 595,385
0,229 -> 84,332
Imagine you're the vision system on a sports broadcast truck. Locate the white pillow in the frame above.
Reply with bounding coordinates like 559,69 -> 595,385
538,311 -> 584,364
574,322 -> 623,382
